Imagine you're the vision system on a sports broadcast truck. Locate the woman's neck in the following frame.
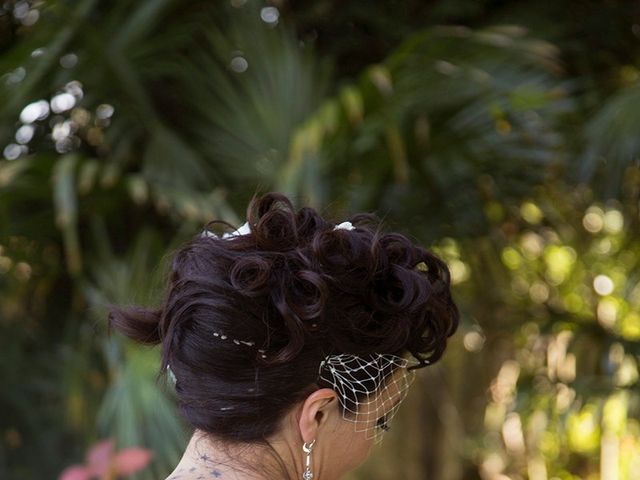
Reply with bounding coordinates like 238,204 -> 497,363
166,429 -> 299,480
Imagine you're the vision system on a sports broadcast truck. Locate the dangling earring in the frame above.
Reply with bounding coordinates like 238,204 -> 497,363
302,439 -> 316,480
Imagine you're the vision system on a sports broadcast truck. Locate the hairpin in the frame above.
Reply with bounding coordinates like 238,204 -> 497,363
213,331 -> 255,346
212,330 -> 267,358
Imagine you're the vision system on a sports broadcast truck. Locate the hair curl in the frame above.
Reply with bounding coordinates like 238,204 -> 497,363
108,191 -> 459,444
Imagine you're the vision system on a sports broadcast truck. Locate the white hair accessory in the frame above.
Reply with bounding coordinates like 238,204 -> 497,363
318,353 -> 421,443
201,220 -> 252,239
201,219 -> 355,239
166,364 -> 176,384
333,221 -> 355,231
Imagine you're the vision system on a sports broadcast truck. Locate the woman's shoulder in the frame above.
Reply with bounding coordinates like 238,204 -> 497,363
165,465 -> 225,479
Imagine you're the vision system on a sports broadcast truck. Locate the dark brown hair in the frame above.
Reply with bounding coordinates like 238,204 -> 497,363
108,191 -> 459,474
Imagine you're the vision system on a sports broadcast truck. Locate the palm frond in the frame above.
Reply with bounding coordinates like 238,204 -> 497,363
578,85 -> 640,199
277,25 -> 572,239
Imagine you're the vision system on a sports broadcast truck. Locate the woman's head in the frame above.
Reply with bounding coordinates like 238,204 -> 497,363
108,191 -> 459,477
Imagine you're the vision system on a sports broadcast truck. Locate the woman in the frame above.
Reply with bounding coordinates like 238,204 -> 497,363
109,191 -> 459,479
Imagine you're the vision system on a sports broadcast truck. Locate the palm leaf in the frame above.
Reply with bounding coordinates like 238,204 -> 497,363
578,85 -> 640,199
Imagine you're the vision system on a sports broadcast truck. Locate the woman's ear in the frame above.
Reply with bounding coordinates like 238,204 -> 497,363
298,388 -> 338,443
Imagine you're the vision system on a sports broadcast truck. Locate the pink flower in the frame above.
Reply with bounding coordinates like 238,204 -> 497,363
59,438 -> 152,480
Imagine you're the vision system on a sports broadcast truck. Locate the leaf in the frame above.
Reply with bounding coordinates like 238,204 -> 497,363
114,447 -> 153,475
52,154 -> 82,275
578,85 -> 640,199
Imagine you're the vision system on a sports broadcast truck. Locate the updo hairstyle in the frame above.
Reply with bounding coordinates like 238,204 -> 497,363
108,192 -> 459,443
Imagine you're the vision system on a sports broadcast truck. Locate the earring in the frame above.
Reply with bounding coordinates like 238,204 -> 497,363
302,439 -> 316,480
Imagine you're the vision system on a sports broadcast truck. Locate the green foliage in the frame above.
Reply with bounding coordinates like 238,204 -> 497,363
279,24 -> 573,239
1,0 -> 639,479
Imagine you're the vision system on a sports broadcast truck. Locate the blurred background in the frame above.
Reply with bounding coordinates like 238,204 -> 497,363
1,0 -> 639,479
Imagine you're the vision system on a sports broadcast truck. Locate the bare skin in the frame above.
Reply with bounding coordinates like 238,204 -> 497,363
165,388 -> 375,480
